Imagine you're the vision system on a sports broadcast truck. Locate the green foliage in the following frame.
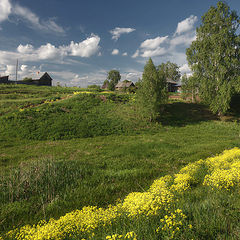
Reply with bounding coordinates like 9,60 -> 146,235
186,1 -> 240,115
157,61 -> 181,82
22,77 -> 33,82
181,73 -> 199,102
87,84 -> 101,91
107,70 -> 121,91
0,94 -> 132,140
137,58 -> 167,121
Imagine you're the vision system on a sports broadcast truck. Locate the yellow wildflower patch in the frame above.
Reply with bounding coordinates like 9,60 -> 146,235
3,148 -> 240,239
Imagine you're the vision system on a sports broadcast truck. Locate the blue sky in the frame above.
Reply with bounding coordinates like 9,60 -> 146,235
0,0 -> 239,86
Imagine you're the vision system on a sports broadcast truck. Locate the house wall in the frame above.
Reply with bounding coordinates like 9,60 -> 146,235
0,76 -> 9,83
0,76 -> 52,86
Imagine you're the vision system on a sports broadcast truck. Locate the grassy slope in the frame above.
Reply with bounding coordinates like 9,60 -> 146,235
0,85 -> 240,238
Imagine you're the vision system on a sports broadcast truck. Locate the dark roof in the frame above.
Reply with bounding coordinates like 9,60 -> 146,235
115,81 -> 135,88
0,76 -> 9,81
40,72 -> 52,80
166,78 -> 178,84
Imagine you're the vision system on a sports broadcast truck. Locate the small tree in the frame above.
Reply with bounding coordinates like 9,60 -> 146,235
107,70 -> 121,91
22,77 -> 33,82
137,58 -> 167,121
186,1 -> 240,115
181,74 -> 199,102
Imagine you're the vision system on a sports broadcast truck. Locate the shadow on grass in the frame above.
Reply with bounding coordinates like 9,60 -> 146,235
159,102 -> 218,126
226,94 -> 240,119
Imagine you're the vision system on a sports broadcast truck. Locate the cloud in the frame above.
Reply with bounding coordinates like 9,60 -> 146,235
0,0 -> 11,23
140,36 -> 168,49
179,63 -> 191,75
132,17 -> 197,60
68,34 -> 100,57
13,4 -> 65,34
111,49 -> 119,55
122,52 -> 128,56
132,36 -> 168,58
141,47 -> 167,58
51,69 -> 108,87
170,32 -> 196,47
132,49 -> 139,58
1,63 -> 40,79
122,69 -> 142,82
38,43 -> 65,60
0,1 -> 64,34
46,19 -> 65,34
0,34 -> 101,68
110,27 -> 135,41
175,15 -> 197,35
17,44 -> 34,54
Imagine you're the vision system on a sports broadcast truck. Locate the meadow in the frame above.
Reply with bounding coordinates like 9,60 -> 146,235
0,84 -> 240,239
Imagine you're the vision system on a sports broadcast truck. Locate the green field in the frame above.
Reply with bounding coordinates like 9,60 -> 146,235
0,84 -> 240,239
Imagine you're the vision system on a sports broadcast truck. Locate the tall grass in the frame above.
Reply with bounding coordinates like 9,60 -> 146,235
1,85 -> 240,237
0,158 -> 93,232
2,148 -> 240,240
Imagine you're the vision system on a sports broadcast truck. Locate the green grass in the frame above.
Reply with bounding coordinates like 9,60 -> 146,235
0,84 -> 240,239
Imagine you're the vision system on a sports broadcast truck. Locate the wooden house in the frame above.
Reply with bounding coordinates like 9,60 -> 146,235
115,81 -> 135,91
166,78 -> 179,92
0,72 -> 52,86
0,76 -> 9,84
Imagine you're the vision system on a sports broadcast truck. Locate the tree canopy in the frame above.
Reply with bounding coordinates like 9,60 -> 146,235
186,1 -> 240,115
107,70 -> 121,91
157,61 -> 181,82
181,74 -> 199,102
137,58 -> 167,121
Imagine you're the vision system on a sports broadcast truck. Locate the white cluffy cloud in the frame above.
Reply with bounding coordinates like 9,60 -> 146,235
170,32 -> 196,47
0,0 -> 64,34
0,34 -> 101,67
111,49 -> 119,55
132,36 -> 168,58
17,43 -> 64,60
67,34 -> 100,57
131,15 -> 197,60
179,63 -> 191,76
140,36 -> 168,49
110,27 -> 135,41
16,35 -> 100,60
175,15 -> 197,35
0,0 -> 11,23
17,44 -> 34,54
2,63 -> 40,79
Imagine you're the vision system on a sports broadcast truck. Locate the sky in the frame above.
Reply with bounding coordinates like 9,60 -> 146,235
0,0 -> 240,87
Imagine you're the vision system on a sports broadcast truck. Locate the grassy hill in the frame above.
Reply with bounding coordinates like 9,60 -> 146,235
0,84 -> 239,239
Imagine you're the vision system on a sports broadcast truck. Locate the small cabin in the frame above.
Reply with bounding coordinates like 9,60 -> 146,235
167,78 -> 179,92
0,76 -> 9,84
115,81 -> 135,91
